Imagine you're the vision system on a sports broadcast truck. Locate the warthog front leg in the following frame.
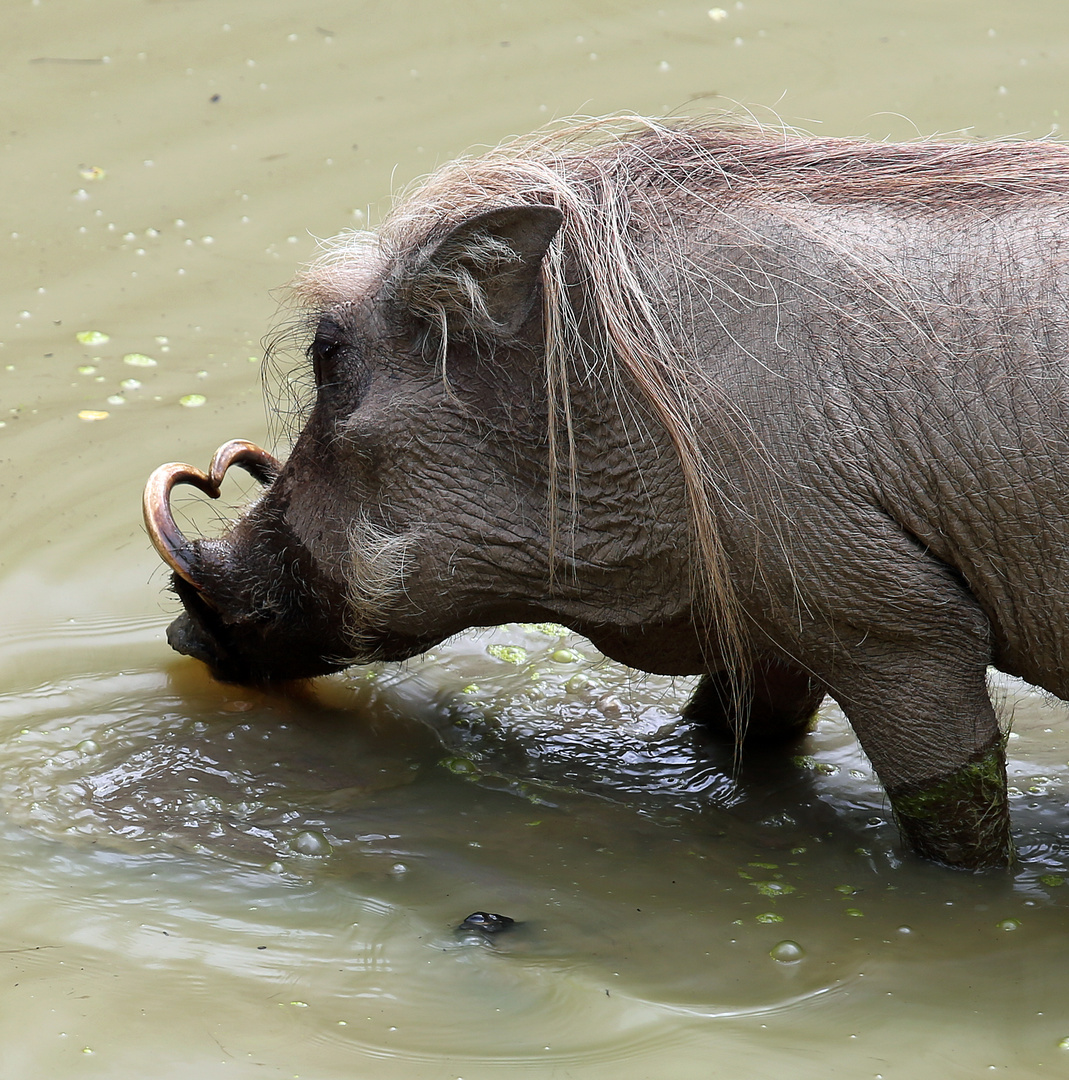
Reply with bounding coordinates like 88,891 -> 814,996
886,735 -> 1011,870
684,643 -> 1012,869
822,638 -> 1012,871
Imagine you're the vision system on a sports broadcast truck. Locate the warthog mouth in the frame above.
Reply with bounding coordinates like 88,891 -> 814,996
144,439 -> 420,683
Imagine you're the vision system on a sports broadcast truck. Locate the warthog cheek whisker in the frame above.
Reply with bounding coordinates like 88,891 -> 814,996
345,516 -> 419,639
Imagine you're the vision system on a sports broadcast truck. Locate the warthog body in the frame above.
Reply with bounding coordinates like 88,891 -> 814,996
147,119 -> 1069,870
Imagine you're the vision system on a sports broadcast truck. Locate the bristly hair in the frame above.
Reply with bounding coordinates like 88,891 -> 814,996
261,314 -> 320,450
291,115 -> 1069,699
345,514 -> 419,647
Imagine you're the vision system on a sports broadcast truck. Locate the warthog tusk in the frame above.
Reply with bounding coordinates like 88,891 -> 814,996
207,439 -> 282,489
143,440 -> 282,590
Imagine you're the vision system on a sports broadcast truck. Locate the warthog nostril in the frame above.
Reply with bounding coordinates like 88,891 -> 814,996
143,439 -> 282,592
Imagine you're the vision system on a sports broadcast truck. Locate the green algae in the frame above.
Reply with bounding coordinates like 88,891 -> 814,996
890,740 -> 1012,870
487,644 -> 528,665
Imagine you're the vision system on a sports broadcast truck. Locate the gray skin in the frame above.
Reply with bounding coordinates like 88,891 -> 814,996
163,194 -> 1069,872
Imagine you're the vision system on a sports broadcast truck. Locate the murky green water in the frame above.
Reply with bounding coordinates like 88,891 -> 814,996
5,1 -> 1069,1076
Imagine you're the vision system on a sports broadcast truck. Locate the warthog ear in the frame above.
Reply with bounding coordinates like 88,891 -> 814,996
398,204 -> 564,343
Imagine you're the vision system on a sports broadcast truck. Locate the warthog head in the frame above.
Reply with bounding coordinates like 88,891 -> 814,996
144,121 -> 757,685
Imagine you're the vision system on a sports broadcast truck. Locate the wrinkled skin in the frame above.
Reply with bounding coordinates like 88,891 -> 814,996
155,181 -> 1069,871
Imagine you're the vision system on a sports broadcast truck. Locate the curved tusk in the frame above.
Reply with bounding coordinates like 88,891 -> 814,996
144,440 -> 282,592
142,462 -> 220,589
208,439 -> 282,488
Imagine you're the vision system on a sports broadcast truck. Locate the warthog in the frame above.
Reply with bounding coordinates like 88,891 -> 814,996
145,117 -> 1069,871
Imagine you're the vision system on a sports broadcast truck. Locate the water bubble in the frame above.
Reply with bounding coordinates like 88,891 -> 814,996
292,830 -> 332,856
770,940 -> 804,963
754,881 -> 795,897
997,919 -> 1020,931
596,694 -> 624,717
440,756 -> 479,776
221,699 -> 254,713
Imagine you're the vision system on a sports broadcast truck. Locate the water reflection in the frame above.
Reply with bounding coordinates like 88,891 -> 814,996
5,615 -> 1069,1078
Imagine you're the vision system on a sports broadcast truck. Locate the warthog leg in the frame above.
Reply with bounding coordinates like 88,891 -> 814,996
682,655 -> 825,745
685,647 -> 1013,870
819,636 -> 1012,871
887,736 -> 1011,870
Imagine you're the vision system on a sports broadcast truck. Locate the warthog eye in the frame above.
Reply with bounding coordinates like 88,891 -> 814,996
310,315 -> 347,388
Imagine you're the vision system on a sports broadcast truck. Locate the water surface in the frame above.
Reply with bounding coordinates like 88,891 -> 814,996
4,1 -> 1069,1076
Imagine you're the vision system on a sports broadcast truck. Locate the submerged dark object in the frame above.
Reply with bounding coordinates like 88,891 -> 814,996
458,911 -> 516,935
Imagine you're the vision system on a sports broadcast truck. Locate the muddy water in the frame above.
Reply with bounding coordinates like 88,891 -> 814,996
4,0 -> 1069,1076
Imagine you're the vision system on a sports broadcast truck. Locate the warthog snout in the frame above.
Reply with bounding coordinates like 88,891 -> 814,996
143,439 -> 345,684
